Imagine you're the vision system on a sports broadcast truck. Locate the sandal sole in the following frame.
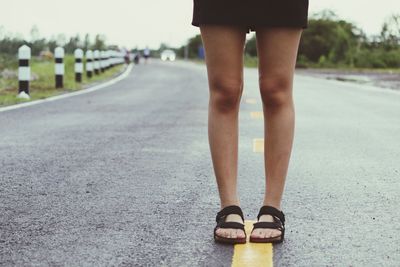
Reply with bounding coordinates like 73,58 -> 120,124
249,236 -> 283,244
214,234 -> 247,244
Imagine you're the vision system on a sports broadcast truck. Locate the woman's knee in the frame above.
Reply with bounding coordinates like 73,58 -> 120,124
259,75 -> 292,108
209,77 -> 243,113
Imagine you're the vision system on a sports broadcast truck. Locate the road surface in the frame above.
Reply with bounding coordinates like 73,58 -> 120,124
1,60 -> 399,266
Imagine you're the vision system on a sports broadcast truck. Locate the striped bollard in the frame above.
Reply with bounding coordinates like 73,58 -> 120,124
55,47 -> 64,88
110,51 -> 115,68
105,51 -> 110,70
94,50 -> 100,75
100,51 -> 105,73
86,50 -> 93,78
108,50 -> 112,69
112,51 -> 116,67
74,48 -> 83,83
104,50 -> 110,70
17,45 -> 31,99
103,51 -> 108,71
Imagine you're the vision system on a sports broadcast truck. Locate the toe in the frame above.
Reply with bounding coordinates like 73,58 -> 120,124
216,228 -> 227,238
258,230 -> 264,238
215,228 -> 223,237
222,229 -> 230,238
251,230 -> 261,238
272,229 -> 282,238
237,229 -> 245,239
263,230 -> 270,239
230,229 -> 237,239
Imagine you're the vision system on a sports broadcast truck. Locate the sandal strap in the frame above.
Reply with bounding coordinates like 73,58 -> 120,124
252,221 -> 283,231
216,221 -> 245,231
257,206 -> 285,225
216,205 -> 244,223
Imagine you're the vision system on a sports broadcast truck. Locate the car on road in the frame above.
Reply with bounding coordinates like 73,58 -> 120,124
161,49 -> 176,61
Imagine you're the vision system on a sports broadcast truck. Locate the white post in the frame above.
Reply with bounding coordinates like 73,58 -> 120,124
100,50 -> 105,72
74,48 -> 83,83
55,47 -> 64,88
93,50 -> 100,75
86,50 -> 93,78
110,51 -> 115,67
17,45 -> 31,99
105,50 -> 110,70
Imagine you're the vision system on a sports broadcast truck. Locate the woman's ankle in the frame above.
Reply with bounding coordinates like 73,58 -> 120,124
220,199 -> 240,209
262,200 -> 282,210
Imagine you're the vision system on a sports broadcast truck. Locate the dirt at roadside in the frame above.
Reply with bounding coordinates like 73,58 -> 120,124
296,68 -> 400,91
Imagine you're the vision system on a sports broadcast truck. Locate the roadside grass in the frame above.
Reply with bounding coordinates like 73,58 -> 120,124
244,56 -> 258,68
0,54 -> 126,107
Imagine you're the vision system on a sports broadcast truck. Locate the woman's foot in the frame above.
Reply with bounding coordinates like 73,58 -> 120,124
249,214 -> 282,239
215,214 -> 246,239
214,205 -> 247,244
249,205 -> 285,243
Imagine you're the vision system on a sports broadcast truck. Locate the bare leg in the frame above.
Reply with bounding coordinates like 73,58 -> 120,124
250,27 -> 303,239
200,25 -> 247,239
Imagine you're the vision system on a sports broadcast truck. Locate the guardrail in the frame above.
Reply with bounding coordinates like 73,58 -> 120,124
17,45 -> 126,99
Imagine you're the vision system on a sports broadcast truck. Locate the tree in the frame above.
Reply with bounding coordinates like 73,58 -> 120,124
83,33 -> 91,51
298,11 -> 363,65
64,34 -> 81,53
92,34 -> 106,50
380,14 -> 400,49
245,36 -> 257,57
187,34 -> 203,59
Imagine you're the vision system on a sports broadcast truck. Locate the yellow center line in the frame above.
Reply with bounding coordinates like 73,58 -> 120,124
232,220 -> 273,267
250,111 -> 264,119
253,138 -> 264,153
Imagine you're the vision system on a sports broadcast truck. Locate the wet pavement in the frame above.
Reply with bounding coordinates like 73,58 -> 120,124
296,68 -> 400,90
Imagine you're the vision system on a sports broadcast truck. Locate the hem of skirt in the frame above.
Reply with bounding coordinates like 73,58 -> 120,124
191,21 -> 308,30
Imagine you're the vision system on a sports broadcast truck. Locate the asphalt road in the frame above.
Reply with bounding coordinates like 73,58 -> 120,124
1,60 -> 399,266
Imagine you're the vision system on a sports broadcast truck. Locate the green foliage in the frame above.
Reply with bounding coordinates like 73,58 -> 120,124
298,16 -> 363,65
92,34 -> 107,50
241,11 -> 400,69
177,34 -> 203,59
0,26 -> 113,57
188,34 -> 203,58
245,36 -> 257,57
380,14 -> 400,50
353,48 -> 400,68
0,54 -> 18,71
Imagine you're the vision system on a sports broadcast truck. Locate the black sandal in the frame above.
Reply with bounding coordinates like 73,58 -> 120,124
214,205 -> 247,244
250,205 -> 285,243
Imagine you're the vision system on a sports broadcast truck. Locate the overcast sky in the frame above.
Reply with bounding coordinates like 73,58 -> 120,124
0,0 -> 398,49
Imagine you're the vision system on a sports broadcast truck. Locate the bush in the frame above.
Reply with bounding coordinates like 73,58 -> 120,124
353,48 -> 400,68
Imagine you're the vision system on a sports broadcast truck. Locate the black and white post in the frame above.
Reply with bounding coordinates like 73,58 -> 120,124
17,45 -> 31,99
94,50 -> 100,75
55,47 -> 64,88
74,48 -> 83,83
86,50 -> 93,78
108,50 -> 114,68
105,51 -> 110,70
100,51 -> 105,73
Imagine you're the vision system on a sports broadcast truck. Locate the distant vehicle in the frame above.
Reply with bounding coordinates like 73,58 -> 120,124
161,50 -> 176,61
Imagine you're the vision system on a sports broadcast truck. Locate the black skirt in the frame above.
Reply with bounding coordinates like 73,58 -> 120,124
192,0 -> 309,31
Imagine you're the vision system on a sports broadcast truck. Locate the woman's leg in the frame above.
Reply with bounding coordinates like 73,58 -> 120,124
200,25 -> 247,239
250,27 -> 303,239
